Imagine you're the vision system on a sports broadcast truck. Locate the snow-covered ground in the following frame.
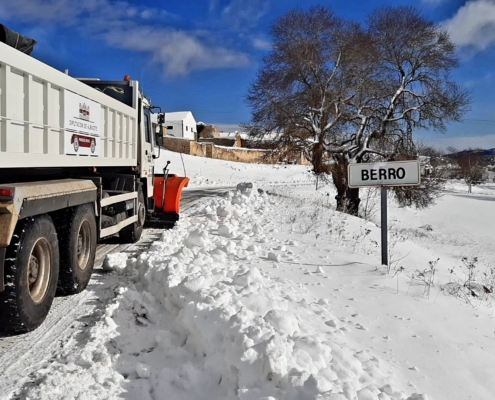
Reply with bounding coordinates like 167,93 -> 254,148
12,152 -> 495,400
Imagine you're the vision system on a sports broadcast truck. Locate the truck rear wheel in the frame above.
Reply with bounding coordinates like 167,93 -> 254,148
0,215 -> 59,333
57,204 -> 97,295
119,189 -> 145,243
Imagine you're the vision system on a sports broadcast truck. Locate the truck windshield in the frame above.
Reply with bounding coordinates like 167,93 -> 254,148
82,81 -> 134,107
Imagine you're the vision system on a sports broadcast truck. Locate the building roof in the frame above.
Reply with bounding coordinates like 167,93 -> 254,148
164,111 -> 194,121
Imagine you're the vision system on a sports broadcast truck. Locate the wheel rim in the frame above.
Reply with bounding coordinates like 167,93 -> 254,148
28,239 -> 52,304
76,220 -> 92,271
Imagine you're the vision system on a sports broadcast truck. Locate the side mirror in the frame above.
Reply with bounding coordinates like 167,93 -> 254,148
155,132 -> 163,147
157,112 -> 165,125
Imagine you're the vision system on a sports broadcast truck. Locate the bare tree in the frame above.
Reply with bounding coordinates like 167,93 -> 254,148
416,140 -> 444,159
451,149 -> 487,193
246,6 -> 470,215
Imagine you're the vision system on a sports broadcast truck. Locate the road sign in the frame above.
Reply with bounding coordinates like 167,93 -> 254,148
348,160 -> 421,188
347,160 -> 421,266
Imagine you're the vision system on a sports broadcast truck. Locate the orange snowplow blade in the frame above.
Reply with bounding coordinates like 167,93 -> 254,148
153,174 -> 190,214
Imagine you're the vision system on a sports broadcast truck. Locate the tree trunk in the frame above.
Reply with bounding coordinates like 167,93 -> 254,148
331,155 -> 361,216
311,143 -> 331,191
335,186 -> 361,216
311,143 -> 326,174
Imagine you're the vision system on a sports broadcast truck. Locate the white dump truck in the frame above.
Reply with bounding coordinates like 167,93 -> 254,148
0,28 -> 189,332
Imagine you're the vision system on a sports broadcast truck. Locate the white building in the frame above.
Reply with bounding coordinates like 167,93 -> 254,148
163,111 -> 197,140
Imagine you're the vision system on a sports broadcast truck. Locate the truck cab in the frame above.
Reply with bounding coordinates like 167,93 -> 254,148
78,78 -> 157,204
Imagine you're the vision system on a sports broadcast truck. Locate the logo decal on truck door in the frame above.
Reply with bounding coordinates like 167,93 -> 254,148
71,134 -> 97,154
64,90 -> 101,156
79,103 -> 90,121
66,132 -> 99,156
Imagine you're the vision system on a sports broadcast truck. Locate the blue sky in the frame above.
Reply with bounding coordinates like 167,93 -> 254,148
1,0 -> 495,150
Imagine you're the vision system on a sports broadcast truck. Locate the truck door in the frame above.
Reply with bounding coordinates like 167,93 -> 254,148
142,107 -> 155,199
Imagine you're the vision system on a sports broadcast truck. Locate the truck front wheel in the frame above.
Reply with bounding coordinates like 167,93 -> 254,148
0,215 -> 60,332
57,204 -> 97,295
119,189 -> 145,243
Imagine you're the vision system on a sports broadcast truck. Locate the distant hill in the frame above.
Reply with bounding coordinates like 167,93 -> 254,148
444,148 -> 495,158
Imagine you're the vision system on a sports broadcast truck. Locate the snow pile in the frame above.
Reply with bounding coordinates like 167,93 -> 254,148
102,253 -> 130,272
22,184 -> 428,400
154,152 -> 313,190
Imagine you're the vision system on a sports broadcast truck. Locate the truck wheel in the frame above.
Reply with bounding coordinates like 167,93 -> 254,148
0,215 -> 59,333
119,189 -> 145,243
57,205 -> 97,295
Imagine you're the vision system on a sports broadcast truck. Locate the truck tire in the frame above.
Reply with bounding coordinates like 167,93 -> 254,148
57,204 -> 97,295
0,215 -> 60,333
119,189 -> 145,243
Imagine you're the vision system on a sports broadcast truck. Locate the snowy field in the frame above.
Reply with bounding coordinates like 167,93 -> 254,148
14,152 -> 495,400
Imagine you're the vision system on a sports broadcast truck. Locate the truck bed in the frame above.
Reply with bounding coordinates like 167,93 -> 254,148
0,42 -> 138,169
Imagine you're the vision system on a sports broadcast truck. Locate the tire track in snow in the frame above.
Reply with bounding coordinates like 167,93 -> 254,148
0,200 -> 201,399
0,238 -> 145,398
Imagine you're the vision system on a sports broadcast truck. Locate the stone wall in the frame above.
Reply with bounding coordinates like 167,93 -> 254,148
162,136 -> 191,154
191,141 -> 212,158
161,136 -> 310,166
212,146 -> 274,164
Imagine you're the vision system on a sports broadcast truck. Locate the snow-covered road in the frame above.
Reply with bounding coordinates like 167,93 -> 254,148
0,229 -> 165,398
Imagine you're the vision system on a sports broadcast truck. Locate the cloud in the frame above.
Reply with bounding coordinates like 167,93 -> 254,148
104,27 -> 250,76
0,0 -> 250,76
462,72 -> 494,88
214,123 -> 242,133
221,0 -> 270,30
0,0 -> 144,25
428,134 -> 495,151
0,0 -> 81,24
442,0 -> 495,52
421,0 -> 448,6
252,37 -> 272,50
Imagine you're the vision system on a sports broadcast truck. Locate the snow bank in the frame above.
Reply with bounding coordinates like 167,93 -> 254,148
23,184 -> 428,400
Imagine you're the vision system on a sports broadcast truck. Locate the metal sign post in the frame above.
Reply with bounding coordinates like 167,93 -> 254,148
381,186 -> 388,266
348,160 -> 421,268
